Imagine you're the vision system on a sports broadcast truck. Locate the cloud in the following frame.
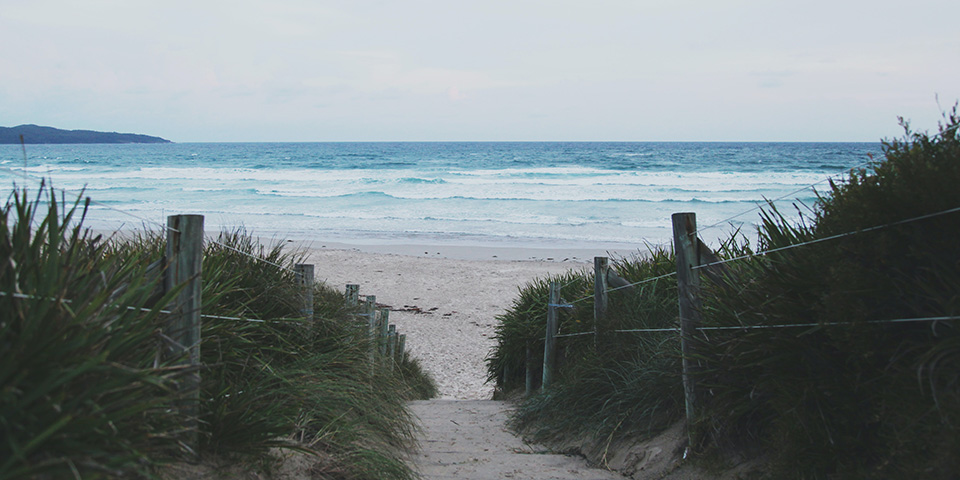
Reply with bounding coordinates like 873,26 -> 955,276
448,87 -> 466,101
2,0 -> 958,141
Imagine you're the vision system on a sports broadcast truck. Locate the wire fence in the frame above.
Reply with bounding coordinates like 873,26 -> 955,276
5,151 -> 941,340
562,202 -> 960,307
556,203 -> 960,329
2,166 -> 302,274
0,174 -> 413,389
694,204 -> 960,271
1,183 -> 412,457
610,315 -> 960,334
691,158 -> 876,238
534,201 -> 960,402
2,165 -> 180,234
557,158 -> 882,307
0,290 -> 309,324
5,148 -> 929,360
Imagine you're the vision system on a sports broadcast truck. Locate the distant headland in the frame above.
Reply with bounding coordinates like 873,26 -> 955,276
0,124 -> 171,144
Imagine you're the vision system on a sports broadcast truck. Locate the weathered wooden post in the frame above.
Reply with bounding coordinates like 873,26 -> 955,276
294,264 -> 314,320
594,256 -> 609,351
365,295 -> 377,323
387,324 -> 397,371
524,344 -> 534,396
379,308 -> 390,357
365,295 -> 377,367
397,333 -> 406,363
541,280 -> 560,392
165,214 -> 203,454
673,212 -> 702,447
345,284 -> 360,307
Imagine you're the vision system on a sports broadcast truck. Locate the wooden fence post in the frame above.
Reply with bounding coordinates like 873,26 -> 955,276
594,256 -> 609,351
542,280 -> 560,392
294,264 -> 314,320
379,309 -> 390,357
387,324 -> 397,370
165,214 -> 203,455
345,284 -> 360,307
673,212 -> 702,448
525,343 -> 534,396
397,333 -> 406,363
365,295 -> 377,367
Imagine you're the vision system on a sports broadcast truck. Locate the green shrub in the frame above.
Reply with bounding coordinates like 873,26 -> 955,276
489,247 -> 685,443
396,354 -> 439,401
187,229 -> 425,478
697,108 -> 960,478
492,108 -> 960,479
0,185 -> 187,478
1,186 -> 434,480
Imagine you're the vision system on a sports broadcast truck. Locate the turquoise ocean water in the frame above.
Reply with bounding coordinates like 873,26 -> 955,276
0,142 -> 881,249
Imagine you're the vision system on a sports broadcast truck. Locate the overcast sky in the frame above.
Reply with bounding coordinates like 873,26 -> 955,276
2,0 -> 958,142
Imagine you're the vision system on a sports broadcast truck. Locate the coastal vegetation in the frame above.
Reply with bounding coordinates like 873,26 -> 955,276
0,185 -> 436,479
488,109 -> 960,479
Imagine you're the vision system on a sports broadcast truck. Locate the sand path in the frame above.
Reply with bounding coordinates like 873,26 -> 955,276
408,400 -> 624,480
303,245 -> 588,399
299,246 -> 637,478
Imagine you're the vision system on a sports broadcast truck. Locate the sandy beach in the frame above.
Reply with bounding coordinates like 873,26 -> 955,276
298,241 -> 641,399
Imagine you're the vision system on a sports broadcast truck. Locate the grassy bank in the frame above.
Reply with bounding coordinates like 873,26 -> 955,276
488,109 -> 960,478
1,185 -> 437,479
487,247 -> 684,444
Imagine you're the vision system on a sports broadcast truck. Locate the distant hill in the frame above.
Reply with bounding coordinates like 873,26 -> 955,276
0,124 -> 172,144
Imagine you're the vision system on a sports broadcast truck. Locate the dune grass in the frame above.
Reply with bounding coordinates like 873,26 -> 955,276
0,187 -> 187,478
1,184 -> 436,479
488,246 -> 685,443
694,109 -> 960,478
488,109 -> 960,479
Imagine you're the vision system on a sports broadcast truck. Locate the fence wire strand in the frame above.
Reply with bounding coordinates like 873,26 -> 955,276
0,290 -> 308,324
558,159 -> 879,306
206,239 -> 297,274
695,204 -> 960,271
2,168 -> 301,275
554,331 -> 596,338
692,158 -> 876,237
1,166 -> 179,234
610,315 -> 960,334
569,270 -> 678,305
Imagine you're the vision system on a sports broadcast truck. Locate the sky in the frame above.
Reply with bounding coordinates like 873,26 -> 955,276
2,0 -> 958,142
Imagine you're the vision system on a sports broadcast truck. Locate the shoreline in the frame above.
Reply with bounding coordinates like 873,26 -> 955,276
95,227 -> 652,263
286,239 -> 648,263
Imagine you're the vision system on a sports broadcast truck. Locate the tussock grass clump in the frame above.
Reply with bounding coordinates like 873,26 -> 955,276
696,108 -> 960,478
0,186 -> 187,479
488,247 -> 685,443
196,232 -> 424,475
1,185 -> 435,479
490,108 -> 960,478
396,355 -> 440,401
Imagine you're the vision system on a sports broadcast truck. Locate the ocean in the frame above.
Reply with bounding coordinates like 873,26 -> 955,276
0,142 -> 882,250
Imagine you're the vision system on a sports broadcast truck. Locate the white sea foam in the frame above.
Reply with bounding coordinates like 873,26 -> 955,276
1,142 -> 879,247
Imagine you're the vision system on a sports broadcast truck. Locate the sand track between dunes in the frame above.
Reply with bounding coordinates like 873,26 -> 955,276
300,245 -> 681,478
408,400 -> 625,480
303,245 -> 589,399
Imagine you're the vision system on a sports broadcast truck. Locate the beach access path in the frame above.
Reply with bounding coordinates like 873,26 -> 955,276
301,242 -> 628,399
408,399 -> 624,480
301,243 -> 639,479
